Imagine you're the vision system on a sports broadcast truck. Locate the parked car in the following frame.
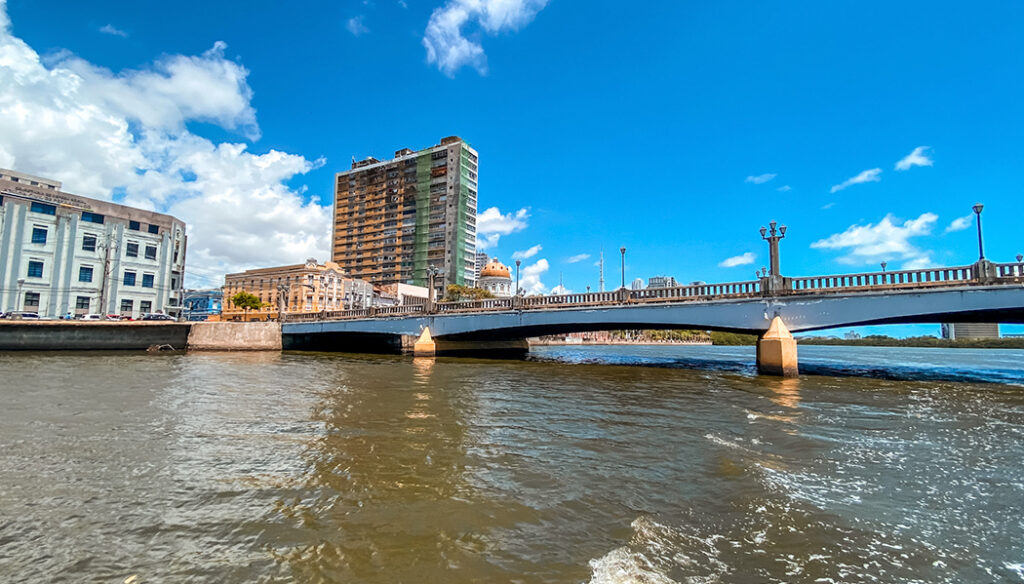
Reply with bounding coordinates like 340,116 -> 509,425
79,314 -> 104,321
3,311 -> 40,320
142,313 -> 175,321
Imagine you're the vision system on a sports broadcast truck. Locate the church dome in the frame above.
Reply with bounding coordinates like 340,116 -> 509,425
480,258 -> 511,279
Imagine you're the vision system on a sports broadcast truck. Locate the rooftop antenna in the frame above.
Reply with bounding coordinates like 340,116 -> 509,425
599,250 -> 605,292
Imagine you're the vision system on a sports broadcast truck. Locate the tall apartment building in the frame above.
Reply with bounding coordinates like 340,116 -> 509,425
0,168 -> 186,318
332,136 -> 478,293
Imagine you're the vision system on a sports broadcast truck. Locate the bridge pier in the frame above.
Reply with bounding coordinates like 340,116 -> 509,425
403,328 -> 530,358
756,316 -> 798,377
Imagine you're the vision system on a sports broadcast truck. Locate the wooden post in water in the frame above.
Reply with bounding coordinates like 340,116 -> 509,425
757,316 -> 798,377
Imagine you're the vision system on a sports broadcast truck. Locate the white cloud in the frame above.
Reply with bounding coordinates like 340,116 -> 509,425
719,252 -> 755,268
550,284 -> 570,295
895,146 -> 933,171
99,24 -> 128,38
745,173 -> 776,184
776,185 -> 791,192
423,0 -> 548,76
512,244 -> 541,259
519,258 -> 548,295
476,206 -> 528,249
944,213 -> 973,233
346,16 -> 369,36
830,168 -> 882,193
566,253 -> 590,263
0,3 -> 330,284
810,212 -> 938,267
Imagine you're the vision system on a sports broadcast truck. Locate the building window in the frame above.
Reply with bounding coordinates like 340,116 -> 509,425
126,242 -> 139,257
129,220 -> 141,231
148,224 -> 159,234
142,274 -> 154,288
30,202 -> 56,215
81,211 -> 104,224
75,296 -> 90,311
79,266 -> 93,282
24,292 -> 40,310
140,300 -> 152,313
144,245 -> 157,260
123,271 -> 136,286
31,227 -> 47,244
82,234 -> 97,252
27,261 -> 43,278
120,299 -> 133,314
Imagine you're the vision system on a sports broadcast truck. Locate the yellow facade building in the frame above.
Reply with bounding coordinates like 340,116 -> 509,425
222,258 -> 372,321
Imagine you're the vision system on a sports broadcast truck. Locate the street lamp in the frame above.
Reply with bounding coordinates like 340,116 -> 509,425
619,246 -> 626,289
881,261 -> 887,272
276,282 -> 291,322
759,220 -> 787,276
15,277 -> 25,312
972,203 -> 985,260
515,259 -> 521,296
1017,254 -> 1023,263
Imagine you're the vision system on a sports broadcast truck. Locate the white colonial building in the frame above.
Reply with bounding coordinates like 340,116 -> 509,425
0,169 -> 187,318
477,257 -> 513,297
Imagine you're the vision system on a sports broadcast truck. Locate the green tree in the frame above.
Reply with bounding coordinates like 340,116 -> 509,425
443,284 -> 495,302
230,291 -> 262,317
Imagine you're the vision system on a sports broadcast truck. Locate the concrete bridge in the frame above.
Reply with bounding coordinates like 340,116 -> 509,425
282,258 -> 1024,376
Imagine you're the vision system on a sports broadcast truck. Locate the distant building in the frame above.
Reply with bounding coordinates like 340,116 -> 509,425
941,323 -> 1000,340
648,276 -> 678,288
331,136 -> 479,294
477,257 -> 513,297
377,282 -> 429,306
475,251 -> 489,279
182,289 -> 222,321
631,278 -> 645,290
0,168 -> 186,319
222,258 -> 371,321
844,331 -> 862,340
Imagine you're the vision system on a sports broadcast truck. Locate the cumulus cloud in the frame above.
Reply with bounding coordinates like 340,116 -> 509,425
476,206 -> 528,249
550,284 -> 570,295
719,252 -> 755,268
895,146 -> 933,171
745,173 -> 776,184
512,244 -> 541,260
566,253 -> 590,263
810,212 -> 938,268
776,185 -> 791,192
423,0 -> 548,76
830,168 -> 882,193
944,213 -> 973,233
346,16 -> 369,36
519,258 -> 549,295
99,24 -> 128,38
0,3 -> 329,283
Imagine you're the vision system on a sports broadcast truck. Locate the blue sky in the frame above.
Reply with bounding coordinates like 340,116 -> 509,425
2,0 -> 1022,336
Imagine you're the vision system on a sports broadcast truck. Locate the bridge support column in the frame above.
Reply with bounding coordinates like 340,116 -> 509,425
757,316 -> 798,377
413,327 -> 436,357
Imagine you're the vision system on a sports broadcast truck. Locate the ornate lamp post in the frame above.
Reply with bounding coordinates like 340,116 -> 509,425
972,203 -> 985,260
619,246 -> 626,289
515,259 -> 521,296
1017,254 -> 1023,263
15,277 -> 25,312
276,282 -> 291,322
881,261 -> 887,272
759,220 -> 786,276
426,265 -> 441,311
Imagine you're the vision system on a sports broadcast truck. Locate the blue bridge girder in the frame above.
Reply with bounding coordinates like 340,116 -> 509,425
283,284 -> 1024,341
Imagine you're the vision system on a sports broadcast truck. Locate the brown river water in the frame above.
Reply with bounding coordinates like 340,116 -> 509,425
0,345 -> 1022,583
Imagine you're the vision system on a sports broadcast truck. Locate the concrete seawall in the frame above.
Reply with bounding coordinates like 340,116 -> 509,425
0,321 -> 281,351
187,322 -> 281,351
0,321 -> 193,351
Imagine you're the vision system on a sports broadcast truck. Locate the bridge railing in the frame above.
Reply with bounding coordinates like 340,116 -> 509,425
787,265 -> 975,293
436,298 -> 514,312
521,291 -> 621,307
996,262 -> 1024,279
631,280 -> 761,301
